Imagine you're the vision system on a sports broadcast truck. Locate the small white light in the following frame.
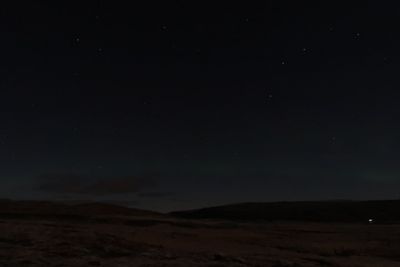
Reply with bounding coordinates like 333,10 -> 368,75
368,218 -> 374,223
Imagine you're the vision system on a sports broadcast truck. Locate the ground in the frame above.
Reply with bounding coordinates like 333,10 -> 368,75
0,209 -> 399,267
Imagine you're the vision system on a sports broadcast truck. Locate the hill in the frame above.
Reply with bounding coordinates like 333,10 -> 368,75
170,200 -> 400,223
0,200 -> 161,220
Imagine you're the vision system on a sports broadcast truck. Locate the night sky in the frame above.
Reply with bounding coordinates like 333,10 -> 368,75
1,1 -> 400,211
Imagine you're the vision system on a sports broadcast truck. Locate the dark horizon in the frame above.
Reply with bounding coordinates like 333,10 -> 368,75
2,197 -> 400,214
2,1 -> 400,212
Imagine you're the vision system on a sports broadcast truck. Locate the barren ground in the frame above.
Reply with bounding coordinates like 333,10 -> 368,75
0,210 -> 399,266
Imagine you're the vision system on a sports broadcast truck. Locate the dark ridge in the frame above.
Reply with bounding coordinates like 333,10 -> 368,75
170,200 -> 400,223
0,200 -> 162,218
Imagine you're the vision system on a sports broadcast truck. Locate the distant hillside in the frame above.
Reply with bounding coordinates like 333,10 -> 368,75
170,200 -> 400,223
0,200 -> 161,219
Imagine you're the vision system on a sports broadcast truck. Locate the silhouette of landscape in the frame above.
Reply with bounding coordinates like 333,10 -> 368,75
171,200 -> 400,223
0,200 -> 399,266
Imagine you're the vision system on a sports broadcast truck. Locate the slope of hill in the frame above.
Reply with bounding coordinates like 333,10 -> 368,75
170,200 -> 400,223
0,200 -> 161,219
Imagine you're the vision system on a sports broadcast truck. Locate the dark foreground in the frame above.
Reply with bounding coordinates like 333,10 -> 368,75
0,201 -> 399,267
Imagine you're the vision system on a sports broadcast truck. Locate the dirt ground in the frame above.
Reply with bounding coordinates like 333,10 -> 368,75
0,213 -> 399,267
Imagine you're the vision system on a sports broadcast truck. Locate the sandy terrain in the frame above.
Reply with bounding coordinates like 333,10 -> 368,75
0,202 -> 399,266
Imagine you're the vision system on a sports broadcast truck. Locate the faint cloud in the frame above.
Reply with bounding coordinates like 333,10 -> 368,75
138,192 -> 176,199
35,173 -> 157,196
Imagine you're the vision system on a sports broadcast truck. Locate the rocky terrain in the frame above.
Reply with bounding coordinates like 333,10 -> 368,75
0,200 -> 399,266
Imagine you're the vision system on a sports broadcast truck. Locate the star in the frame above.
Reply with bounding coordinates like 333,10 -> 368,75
265,93 -> 273,104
